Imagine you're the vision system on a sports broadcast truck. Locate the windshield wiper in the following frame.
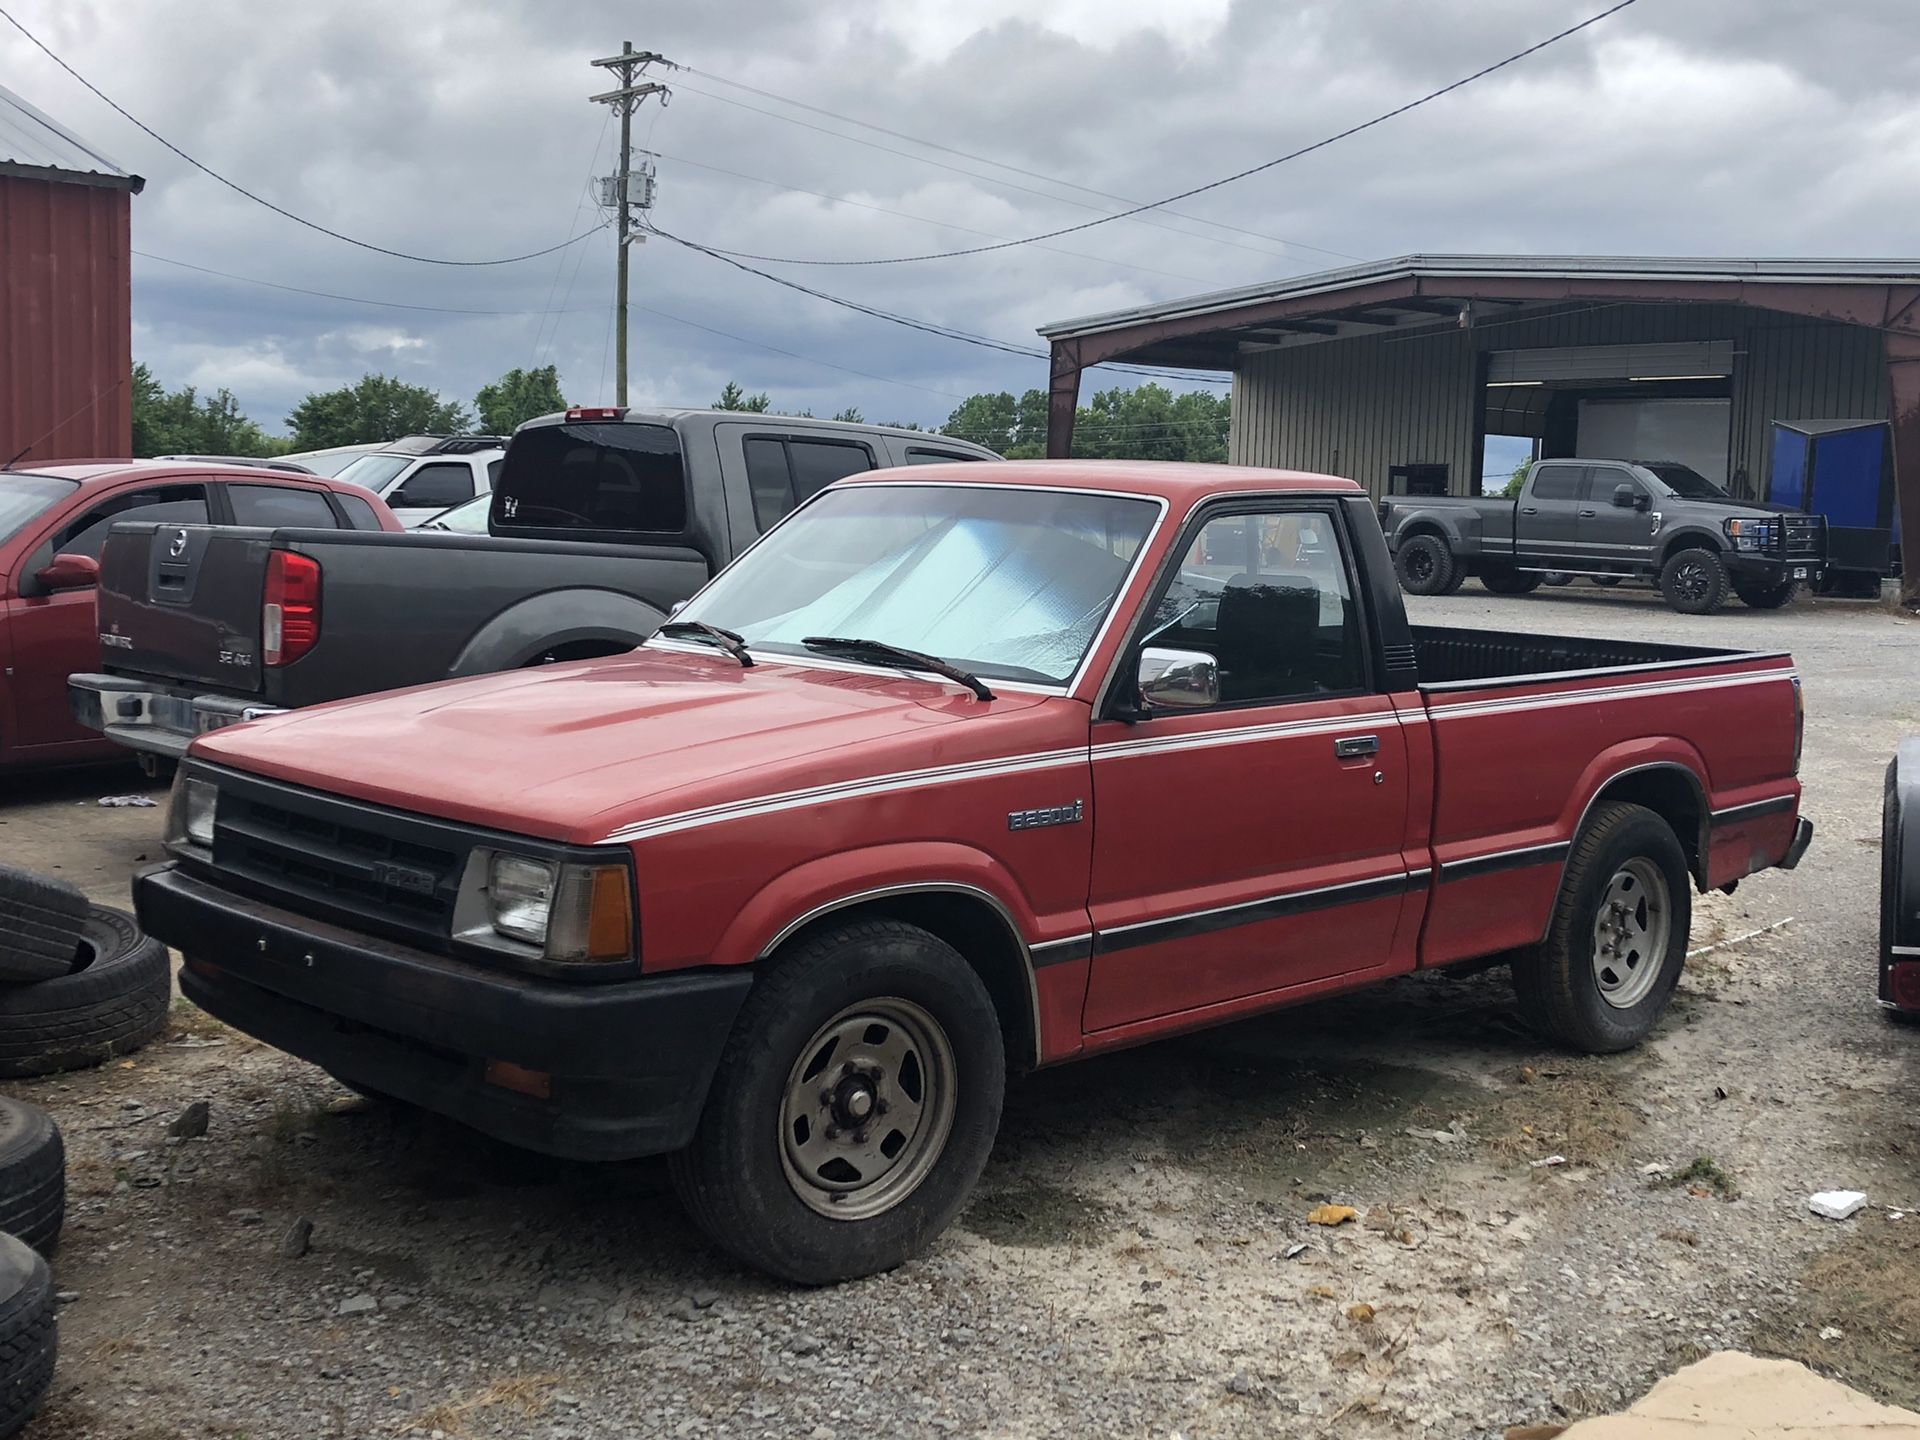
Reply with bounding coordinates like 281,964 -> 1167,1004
801,636 -> 994,701
657,620 -> 753,667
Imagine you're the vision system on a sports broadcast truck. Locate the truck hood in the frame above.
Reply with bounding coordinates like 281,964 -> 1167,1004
187,646 -> 1071,844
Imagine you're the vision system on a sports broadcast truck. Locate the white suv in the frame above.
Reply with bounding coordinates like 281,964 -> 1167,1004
334,436 -> 507,527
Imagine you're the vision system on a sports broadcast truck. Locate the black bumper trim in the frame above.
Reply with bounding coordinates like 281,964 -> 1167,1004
136,863 -> 751,1161
1780,816 -> 1814,871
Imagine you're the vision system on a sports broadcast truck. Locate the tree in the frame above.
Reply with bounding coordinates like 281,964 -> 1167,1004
475,365 -> 566,434
1499,456 -> 1533,498
287,374 -> 471,449
940,391 -> 1019,453
831,406 -> 864,424
714,381 -> 770,413
131,362 -> 277,458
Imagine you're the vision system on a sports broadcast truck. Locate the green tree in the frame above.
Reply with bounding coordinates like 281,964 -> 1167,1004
831,406 -> 864,424
130,362 -> 277,458
287,374 -> 471,449
940,391 -> 1020,453
474,364 -> 566,434
714,381 -> 770,412
1498,456 -> 1533,498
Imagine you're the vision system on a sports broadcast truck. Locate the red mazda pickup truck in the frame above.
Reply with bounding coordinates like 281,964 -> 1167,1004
134,461 -> 1811,1282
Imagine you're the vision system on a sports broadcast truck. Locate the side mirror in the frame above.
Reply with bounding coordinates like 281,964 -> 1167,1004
1612,484 -> 1650,511
1137,646 -> 1220,712
35,552 -> 100,592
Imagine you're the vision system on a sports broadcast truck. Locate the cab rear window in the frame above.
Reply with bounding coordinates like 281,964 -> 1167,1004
492,423 -> 687,538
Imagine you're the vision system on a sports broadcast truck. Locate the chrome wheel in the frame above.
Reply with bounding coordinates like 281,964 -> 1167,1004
779,997 -> 957,1221
1590,858 -> 1671,1009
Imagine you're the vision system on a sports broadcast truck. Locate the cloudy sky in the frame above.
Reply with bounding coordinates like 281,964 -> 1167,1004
5,0 -> 1918,437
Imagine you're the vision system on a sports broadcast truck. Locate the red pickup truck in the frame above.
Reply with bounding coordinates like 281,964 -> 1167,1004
134,461 -> 1812,1282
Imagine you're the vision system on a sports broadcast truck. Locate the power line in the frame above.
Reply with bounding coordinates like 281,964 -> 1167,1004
132,250 -> 606,315
0,5 -> 611,267
677,64 -> 1357,262
669,1 -> 1638,269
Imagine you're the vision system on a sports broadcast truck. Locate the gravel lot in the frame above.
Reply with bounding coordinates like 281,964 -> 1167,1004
3,584 -> 1917,1440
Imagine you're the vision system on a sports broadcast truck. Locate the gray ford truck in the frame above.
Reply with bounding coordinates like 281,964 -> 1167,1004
69,408 -> 997,767
1379,458 -> 1827,614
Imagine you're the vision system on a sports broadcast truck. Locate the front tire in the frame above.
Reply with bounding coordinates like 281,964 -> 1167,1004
1481,567 -> 1542,596
1734,578 -> 1798,610
669,918 -> 1005,1284
1659,547 -> 1728,614
1513,802 -> 1691,1053
1394,534 -> 1456,596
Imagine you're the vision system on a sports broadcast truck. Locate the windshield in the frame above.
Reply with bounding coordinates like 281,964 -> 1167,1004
1641,462 -> 1729,499
677,484 -> 1160,686
0,474 -> 79,547
334,454 -> 412,493
419,494 -> 492,533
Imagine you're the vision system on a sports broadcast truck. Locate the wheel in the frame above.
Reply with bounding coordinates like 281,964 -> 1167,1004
0,1233 -> 54,1438
0,1101 -> 62,1256
669,917 -> 1005,1284
1591,575 -> 1624,587
0,905 -> 170,1078
1542,572 -> 1574,587
1733,579 -> 1798,610
1513,802 -> 1692,1053
1393,535 -> 1456,596
0,865 -> 87,985
1659,547 -> 1728,614
1481,568 -> 1542,596
1436,562 -> 1467,595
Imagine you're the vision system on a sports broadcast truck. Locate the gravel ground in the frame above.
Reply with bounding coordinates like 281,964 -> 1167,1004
2,582 -> 1916,1440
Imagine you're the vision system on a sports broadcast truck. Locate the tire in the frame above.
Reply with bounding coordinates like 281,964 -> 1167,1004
1591,575 -> 1624,587
1481,568 -> 1542,596
0,1233 -> 55,1438
0,865 -> 87,985
1513,802 -> 1692,1054
0,905 -> 170,1079
1659,547 -> 1728,614
1542,572 -> 1573,587
1394,534 -> 1455,596
1435,564 -> 1467,595
669,917 -> 1006,1285
0,1102 -> 62,1256
1734,579 -> 1798,610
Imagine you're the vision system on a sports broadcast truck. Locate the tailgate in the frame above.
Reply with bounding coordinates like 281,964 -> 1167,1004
98,522 -> 269,694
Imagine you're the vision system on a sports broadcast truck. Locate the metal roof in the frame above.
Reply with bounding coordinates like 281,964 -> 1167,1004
1039,254 -> 1920,341
0,81 -> 143,191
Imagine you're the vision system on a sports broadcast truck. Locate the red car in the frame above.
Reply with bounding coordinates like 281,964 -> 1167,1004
136,461 -> 1810,1281
0,461 -> 400,770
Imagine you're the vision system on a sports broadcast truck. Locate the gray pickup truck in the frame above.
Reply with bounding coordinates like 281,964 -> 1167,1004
69,408 -> 997,767
1379,458 -> 1827,614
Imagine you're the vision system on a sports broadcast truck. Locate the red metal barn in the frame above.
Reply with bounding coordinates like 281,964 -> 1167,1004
0,82 -> 142,465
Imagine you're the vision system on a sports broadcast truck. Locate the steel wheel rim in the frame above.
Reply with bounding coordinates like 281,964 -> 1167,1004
779,996 -> 957,1221
1590,857 -> 1671,1009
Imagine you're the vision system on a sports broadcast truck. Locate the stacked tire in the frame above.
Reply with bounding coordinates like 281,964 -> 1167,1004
0,1103 -> 63,1436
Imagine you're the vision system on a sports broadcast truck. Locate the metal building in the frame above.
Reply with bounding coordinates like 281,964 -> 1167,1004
1039,256 -> 1920,593
0,82 -> 143,465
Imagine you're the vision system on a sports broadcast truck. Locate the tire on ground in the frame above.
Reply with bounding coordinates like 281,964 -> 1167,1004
1658,546 -> 1729,614
1591,575 -> 1624,587
0,1232 -> 55,1439
1393,534 -> 1456,596
1734,579 -> 1798,610
0,905 -> 170,1079
1480,567 -> 1542,596
0,865 -> 87,985
1512,801 -> 1692,1053
0,1102 -> 62,1256
670,916 -> 1006,1285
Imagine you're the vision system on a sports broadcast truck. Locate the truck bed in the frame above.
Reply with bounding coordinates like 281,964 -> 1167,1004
1410,624 -> 1751,688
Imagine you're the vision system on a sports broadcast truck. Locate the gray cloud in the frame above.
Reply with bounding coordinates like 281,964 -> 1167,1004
6,0 -> 1917,435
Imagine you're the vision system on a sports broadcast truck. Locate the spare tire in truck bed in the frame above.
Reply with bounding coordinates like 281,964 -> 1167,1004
0,906 -> 170,1078
0,865 -> 87,985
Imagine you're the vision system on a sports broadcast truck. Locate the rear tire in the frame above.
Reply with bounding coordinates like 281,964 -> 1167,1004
1734,579 -> 1798,610
1394,535 -> 1456,596
1659,547 -> 1728,614
0,1102 -> 62,1257
0,1233 -> 55,1439
1481,568 -> 1542,596
669,918 -> 1005,1285
0,906 -> 170,1078
1513,802 -> 1691,1053
1591,575 -> 1624,587
0,866 -> 87,986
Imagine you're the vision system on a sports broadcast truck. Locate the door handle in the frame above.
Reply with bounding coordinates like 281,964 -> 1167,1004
1578,508 -> 1596,517
1333,734 -> 1380,758
1520,506 -> 1538,515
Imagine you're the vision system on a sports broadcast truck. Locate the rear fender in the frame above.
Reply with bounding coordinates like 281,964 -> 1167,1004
447,589 -> 666,676
1543,744 -> 1713,936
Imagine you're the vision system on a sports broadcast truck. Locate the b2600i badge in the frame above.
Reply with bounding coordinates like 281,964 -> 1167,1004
1008,800 -> 1083,831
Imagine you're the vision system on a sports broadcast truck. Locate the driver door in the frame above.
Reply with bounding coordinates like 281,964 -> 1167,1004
1083,500 -> 1418,1033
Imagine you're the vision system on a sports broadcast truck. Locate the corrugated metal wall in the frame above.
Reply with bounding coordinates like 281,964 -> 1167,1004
0,175 -> 133,464
1230,302 -> 1889,499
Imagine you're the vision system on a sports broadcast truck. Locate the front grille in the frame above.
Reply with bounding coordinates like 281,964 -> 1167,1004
1781,516 -> 1825,560
212,783 -> 470,948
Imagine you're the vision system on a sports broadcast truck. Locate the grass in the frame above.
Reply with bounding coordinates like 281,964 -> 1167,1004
395,1374 -> 560,1435
1753,1212 -> 1920,1410
1658,1155 -> 1740,1200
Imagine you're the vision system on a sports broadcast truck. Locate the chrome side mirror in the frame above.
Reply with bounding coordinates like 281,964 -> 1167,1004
1137,646 -> 1220,711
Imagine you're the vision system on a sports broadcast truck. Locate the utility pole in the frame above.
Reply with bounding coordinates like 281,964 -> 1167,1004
589,43 -> 670,406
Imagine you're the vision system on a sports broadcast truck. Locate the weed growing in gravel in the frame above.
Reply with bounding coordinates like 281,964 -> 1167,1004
398,1373 -> 560,1434
1659,1155 -> 1740,1200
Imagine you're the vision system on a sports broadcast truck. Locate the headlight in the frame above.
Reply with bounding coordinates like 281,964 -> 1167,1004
464,851 -> 634,966
1724,518 -> 1774,552
165,773 -> 219,851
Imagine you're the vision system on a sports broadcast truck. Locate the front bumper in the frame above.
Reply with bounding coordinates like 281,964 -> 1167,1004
135,863 -> 752,1161
68,673 -> 282,759
1724,553 -> 1824,586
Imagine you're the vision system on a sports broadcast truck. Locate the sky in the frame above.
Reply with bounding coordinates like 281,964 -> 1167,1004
6,0 -> 1920,441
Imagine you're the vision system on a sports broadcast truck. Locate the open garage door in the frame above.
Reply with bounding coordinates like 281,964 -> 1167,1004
1576,397 -> 1732,487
